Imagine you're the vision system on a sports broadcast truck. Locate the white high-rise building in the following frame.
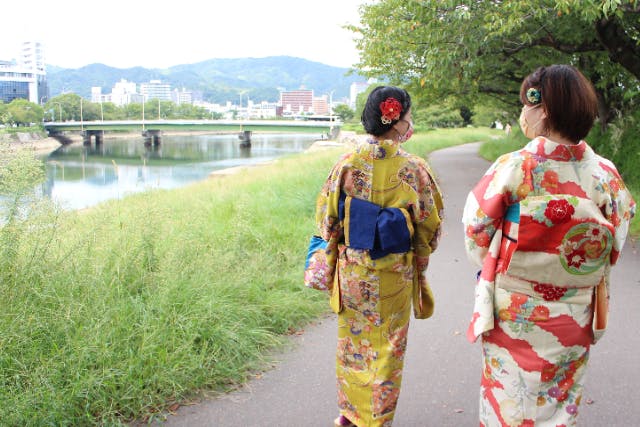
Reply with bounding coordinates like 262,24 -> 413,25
349,81 -> 370,109
0,41 -> 49,104
110,79 -> 143,106
140,80 -> 171,100
172,87 -> 193,105
19,41 -> 46,73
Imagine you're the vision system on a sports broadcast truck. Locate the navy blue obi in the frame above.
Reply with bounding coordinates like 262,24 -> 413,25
338,193 -> 412,259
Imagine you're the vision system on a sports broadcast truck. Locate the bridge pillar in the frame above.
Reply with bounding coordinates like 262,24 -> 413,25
239,130 -> 252,148
82,130 -> 104,146
142,130 -> 162,146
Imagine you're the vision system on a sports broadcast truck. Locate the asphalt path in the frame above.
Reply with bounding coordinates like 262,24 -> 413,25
158,143 -> 640,426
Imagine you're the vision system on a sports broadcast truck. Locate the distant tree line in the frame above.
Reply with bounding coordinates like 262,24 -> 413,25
0,94 -> 223,128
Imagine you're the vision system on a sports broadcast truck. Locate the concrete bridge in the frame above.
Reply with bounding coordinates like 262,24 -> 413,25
43,119 -> 341,146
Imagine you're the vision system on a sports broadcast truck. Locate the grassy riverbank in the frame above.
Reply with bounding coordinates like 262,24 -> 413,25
0,127 -> 501,425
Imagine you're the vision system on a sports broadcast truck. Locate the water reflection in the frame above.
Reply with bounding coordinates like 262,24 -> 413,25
42,133 -> 318,210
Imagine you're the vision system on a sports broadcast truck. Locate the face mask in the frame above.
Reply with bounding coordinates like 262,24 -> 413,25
396,120 -> 414,143
519,106 -> 543,139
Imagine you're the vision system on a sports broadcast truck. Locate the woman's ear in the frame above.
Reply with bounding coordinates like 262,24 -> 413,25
392,120 -> 407,135
540,107 -> 548,120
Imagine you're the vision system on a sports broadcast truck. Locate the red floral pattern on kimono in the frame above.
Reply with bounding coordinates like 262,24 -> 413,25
463,137 -> 635,426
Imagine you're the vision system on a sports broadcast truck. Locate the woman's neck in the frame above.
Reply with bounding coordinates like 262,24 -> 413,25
545,130 -> 579,145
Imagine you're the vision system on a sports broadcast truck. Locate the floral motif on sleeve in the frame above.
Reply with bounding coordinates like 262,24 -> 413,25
462,152 -> 522,266
594,158 -> 636,264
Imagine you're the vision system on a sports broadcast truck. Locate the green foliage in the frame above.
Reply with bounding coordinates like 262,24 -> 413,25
333,104 -> 356,122
2,99 -> 44,126
478,127 -> 529,161
44,94 -> 216,122
587,111 -> 640,187
413,103 -> 463,128
459,106 -> 474,126
351,0 -> 640,121
44,93 -> 83,122
0,143 -> 45,201
0,101 -> 6,123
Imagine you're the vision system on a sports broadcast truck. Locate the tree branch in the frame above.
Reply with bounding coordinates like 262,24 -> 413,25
595,17 -> 640,81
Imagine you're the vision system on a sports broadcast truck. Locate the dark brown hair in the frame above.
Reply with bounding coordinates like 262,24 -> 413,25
519,65 -> 598,142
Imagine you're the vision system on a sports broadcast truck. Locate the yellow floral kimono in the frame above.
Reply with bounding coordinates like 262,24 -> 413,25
314,138 -> 443,427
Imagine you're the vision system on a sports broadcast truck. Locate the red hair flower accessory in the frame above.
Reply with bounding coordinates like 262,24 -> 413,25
379,97 -> 402,124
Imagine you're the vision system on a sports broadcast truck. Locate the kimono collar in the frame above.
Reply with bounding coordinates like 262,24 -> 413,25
355,138 -> 402,160
524,136 -> 595,162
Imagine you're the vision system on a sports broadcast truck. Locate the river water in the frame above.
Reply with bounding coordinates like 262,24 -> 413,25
42,133 -> 319,210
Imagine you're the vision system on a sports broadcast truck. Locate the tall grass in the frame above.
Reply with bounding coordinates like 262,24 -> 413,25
0,128 -> 500,425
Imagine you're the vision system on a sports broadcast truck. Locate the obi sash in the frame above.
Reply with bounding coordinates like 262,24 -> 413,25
338,193 -> 412,259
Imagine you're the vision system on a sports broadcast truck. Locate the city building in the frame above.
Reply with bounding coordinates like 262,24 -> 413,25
280,89 -> 313,115
109,79 -> 143,106
312,95 -> 329,115
91,86 -> 111,103
140,80 -> 171,101
246,100 -> 278,119
349,81 -> 370,109
0,41 -> 49,104
171,87 -> 193,105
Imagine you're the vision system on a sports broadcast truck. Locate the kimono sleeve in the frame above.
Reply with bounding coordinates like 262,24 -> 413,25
601,161 -> 637,265
315,156 -> 347,243
412,162 -> 443,259
462,153 -> 519,267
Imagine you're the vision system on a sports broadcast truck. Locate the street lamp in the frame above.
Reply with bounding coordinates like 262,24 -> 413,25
329,90 -> 335,122
80,97 -> 84,131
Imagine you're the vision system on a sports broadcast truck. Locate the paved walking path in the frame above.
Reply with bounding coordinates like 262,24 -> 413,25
159,143 -> 640,426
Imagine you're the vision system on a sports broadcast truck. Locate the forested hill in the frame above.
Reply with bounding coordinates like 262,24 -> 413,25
46,56 -> 365,104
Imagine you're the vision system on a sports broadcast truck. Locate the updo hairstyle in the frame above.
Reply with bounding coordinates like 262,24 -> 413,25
361,86 -> 412,137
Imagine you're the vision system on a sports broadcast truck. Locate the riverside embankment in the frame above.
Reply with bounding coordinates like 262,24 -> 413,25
0,128 -> 507,425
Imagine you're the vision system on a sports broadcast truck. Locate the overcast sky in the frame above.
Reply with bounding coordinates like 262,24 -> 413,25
1,0 -> 365,69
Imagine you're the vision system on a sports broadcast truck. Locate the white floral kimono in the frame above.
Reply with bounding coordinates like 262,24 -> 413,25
463,137 -> 635,426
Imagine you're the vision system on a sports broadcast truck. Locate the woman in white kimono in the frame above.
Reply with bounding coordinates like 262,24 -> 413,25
463,65 -> 635,426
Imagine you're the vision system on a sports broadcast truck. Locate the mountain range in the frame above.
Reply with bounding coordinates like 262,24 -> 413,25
46,56 -> 365,104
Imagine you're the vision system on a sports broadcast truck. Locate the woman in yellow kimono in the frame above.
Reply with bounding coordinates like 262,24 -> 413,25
308,86 -> 443,426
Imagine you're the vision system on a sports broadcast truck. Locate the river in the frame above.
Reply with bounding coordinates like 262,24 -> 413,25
41,132 -> 320,210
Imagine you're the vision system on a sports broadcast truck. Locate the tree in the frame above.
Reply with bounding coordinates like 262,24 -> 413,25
0,101 -> 7,125
333,104 -> 356,122
351,1 -> 640,125
5,99 -> 43,126
101,102 -> 124,121
459,105 -> 474,126
45,93 -> 83,122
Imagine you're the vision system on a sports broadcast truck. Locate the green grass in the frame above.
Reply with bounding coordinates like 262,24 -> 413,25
404,126 -> 503,156
0,127 -> 501,425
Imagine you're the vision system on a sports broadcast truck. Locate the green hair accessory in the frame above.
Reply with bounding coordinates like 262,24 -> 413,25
526,88 -> 542,104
